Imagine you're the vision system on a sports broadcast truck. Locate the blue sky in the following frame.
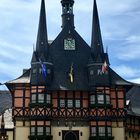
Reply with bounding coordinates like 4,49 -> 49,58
0,0 -> 140,90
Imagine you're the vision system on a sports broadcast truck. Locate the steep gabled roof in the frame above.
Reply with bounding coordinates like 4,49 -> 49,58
49,25 -> 90,90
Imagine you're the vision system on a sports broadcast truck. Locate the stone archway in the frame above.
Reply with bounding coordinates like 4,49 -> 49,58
63,131 -> 79,140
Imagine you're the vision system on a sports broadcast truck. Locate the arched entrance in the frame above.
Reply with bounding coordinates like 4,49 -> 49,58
62,131 -> 79,140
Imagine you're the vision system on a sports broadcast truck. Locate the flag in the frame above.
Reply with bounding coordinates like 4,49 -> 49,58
39,58 -> 47,77
69,63 -> 74,83
102,61 -> 108,73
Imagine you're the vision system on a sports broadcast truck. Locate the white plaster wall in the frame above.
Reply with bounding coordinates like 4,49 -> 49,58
112,127 -> 125,140
15,126 -> 30,140
7,131 -> 13,140
51,126 -> 90,140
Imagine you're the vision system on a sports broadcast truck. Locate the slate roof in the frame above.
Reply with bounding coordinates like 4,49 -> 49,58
6,69 -> 30,84
0,91 -> 12,115
126,86 -> 140,116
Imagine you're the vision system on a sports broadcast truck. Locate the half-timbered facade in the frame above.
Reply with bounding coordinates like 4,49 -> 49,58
4,0 -> 140,140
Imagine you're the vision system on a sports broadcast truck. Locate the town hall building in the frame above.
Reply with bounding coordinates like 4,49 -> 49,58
1,0 -> 140,140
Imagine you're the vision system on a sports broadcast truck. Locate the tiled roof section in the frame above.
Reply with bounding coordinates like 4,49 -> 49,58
109,68 -> 132,86
126,86 -> 140,116
6,69 -> 30,84
0,91 -> 12,114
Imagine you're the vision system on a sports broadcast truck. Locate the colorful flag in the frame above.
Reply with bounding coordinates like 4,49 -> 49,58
69,63 -> 74,83
102,61 -> 108,73
39,58 -> 47,77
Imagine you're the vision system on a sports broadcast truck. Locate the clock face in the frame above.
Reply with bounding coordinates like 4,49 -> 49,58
64,38 -> 75,50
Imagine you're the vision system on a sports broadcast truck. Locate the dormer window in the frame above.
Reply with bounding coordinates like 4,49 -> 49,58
33,68 -> 37,74
90,70 -> 94,75
39,68 -> 42,74
47,69 -> 51,74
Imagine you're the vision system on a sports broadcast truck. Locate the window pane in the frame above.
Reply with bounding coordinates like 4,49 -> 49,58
46,127 -> 50,135
75,100 -> 80,108
91,127 -> 96,136
90,70 -> 94,75
47,69 -> 51,74
39,68 -> 42,74
98,127 -> 105,136
107,127 -> 112,136
67,99 -> 73,108
98,95 -> 104,104
31,127 -> 35,135
37,127 -> 43,135
60,99 -> 65,108
46,94 -> 51,104
106,95 -> 110,104
33,68 -> 37,74
31,94 -> 36,103
90,95 -> 95,104
38,94 -> 44,103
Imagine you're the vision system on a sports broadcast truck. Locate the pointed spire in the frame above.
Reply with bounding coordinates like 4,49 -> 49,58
36,0 -> 48,57
91,0 -> 104,58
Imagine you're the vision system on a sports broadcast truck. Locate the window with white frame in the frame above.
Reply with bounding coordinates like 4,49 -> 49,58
106,95 -> 110,104
31,94 -> 36,103
75,100 -> 81,108
37,127 -> 43,135
31,127 -> 35,135
90,95 -> 95,104
97,95 -> 104,104
91,127 -> 96,136
60,99 -> 65,108
38,94 -> 44,103
46,94 -> 51,104
98,127 -> 105,136
46,127 -> 50,135
91,126 -> 112,137
107,127 -> 112,136
67,99 -> 73,108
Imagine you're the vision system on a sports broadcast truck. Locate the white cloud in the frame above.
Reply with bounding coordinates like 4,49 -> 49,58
129,78 -> 140,84
113,65 -> 140,79
126,35 -> 140,44
117,46 -> 140,61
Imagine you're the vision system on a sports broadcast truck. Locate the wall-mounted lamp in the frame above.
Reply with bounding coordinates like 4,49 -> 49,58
57,121 -> 60,126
